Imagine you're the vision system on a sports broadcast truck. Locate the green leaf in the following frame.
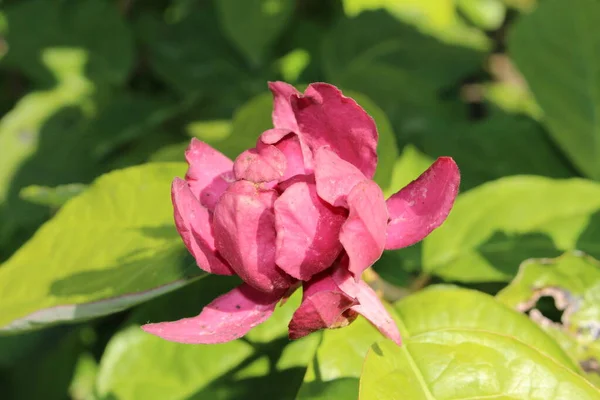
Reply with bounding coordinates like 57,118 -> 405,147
136,5 -> 260,108
423,176 -> 600,282
342,0 -> 491,48
509,0 -> 600,179
394,285 -> 577,370
0,163 -> 199,332
398,105 -> 578,191
3,0 -> 133,86
19,183 -> 87,208
497,252 -> 600,386
360,330 -> 600,399
215,0 -> 295,66
0,48 -> 95,256
323,11 -> 486,107
96,279 -> 318,400
296,317 -> 383,400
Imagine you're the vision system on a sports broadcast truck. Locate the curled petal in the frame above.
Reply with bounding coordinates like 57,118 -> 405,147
385,157 -> 460,250
171,178 -> 234,275
288,272 -> 358,340
339,181 -> 388,279
291,83 -> 378,178
314,147 -> 365,207
274,181 -> 346,281
333,267 -> 402,345
233,144 -> 286,183
142,284 -> 283,344
185,138 -> 234,211
213,181 -> 293,293
269,81 -> 300,131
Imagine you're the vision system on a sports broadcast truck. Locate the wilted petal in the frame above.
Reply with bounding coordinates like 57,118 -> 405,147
291,83 -> 378,178
213,181 -> 293,293
269,81 -> 300,131
288,272 -> 358,340
339,180 -> 388,279
233,144 -> 286,183
314,147 -> 365,207
385,157 -> 460,250
172,178 -> 234,275
142,284 -> 283,344
185,138 -> 234,211
274,181 -> 346,281
333,267 -> 402,345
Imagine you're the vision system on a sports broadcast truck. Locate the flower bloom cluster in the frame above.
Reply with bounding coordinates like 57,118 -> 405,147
142,82 -> 460,345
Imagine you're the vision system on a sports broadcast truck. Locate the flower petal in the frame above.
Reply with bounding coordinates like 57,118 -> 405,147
274,181 -> 346,280
233,144 -> 286,183
385,157 -> 460,250
339,180 -> 388,279
288,272 -> 358,340
213,181 -> 294,293
142,284 -> 283,344
185,138 -> 234,211
261,129 -> 313,176
291,83 -> 378,178
269,81 -> 300,131
314,147 -> 365,207
333,267 -> 402,345
171,178 -> 234,275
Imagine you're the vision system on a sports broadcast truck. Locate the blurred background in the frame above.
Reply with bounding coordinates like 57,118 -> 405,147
1,0 -> 596,398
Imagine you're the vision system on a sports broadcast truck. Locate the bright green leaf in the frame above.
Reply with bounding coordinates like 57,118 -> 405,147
361,330 -> 600,399
457,0 -> 506,30
0,163 -> 198,332
215,0 -> 295,66
509,0 -> 600,179
497,252 -> 600,386
395,285 -> 577,370
423,176 -> 600,281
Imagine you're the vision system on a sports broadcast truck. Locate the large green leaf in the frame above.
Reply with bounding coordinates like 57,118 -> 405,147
509,0 -> 600,179
360,330 -> 600,399
96,278 -> 319,400
423,176 -> 600,281
2,0 -> 133,86
215,0 -> 295,66
497,252 -> 600,386
0,163 -> 199,332
394,286 -> 577,369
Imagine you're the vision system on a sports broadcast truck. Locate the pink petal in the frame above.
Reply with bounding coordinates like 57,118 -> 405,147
233,144 -> 286,183
171,178 -> 234,275
333,267 -> 402,345
213,181 -> 294,293
185,138 -> 234,211
385,157 -> 460,250
339,180 -> 388,279
261,129 -> 313,176
269,81 -> 300,131
291,83 -> 378,178
314,147 -> 365,207
274,135 -> 307,181
274,181 -> 346,281
288,272 -> 358,340
142,284 -> 283,344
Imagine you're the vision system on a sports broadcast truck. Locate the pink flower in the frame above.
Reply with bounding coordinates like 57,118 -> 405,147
142,82 -> 460,345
